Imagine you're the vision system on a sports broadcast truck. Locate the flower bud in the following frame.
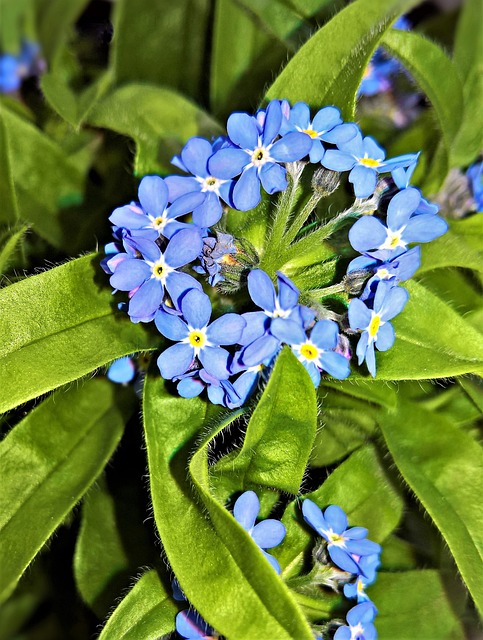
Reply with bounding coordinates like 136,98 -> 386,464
312,167 -> 340,196
343,270 -> 370,296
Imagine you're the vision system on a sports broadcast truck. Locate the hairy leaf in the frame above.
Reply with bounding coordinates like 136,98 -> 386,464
0,224 -> 28,275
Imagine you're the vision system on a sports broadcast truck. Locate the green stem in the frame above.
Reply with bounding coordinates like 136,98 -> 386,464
307,282 -> 346,298
283,192 -> 323,246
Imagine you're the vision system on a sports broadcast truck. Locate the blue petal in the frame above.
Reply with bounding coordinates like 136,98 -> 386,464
154,309 -> 189,340
320,351 -> 350,379
349,216 -> 387,253
288,102 -> 310,129
107,357 -> 136,384
128,278 -> 164,321
192,195 -> 222,228
387,187 -> 420,229
390,246 -> 420,281
311,319 -> 339,350
233,490 -> 259,530
362,136 -> 385,161
365,341 -> 376,377
277,271 -> 299,310
324,505 -> 348,534
227,112 -> 260,149
302,499 -> 327,534
347,254 -> 378,272
308,139 -> 325,163
157,343 -> 195,379
356,331 -> 369,366
333,626 -> 351,640
344,526 -> 369,540
181,288 -> 212,329
208,147 -> 249,179
248,269 -> 276,313
261,100 -> 282,146
259,162 -> 287,195
322,149 -> 356,172
376,284 -> 409,321
238,311 -> 269,346
138,175 -> 168,215
321,122 -> 359,144
232,166 -> 261,211
168,191 -> 206,219
207,313 -> 246,345
180,137 -> 212,177
402,214 -> 448,243
241,335 -> 280,367
348,298 -> 371,331
109,204 -> 147,230
198,346 -> 231,379
165,271 -> 202,311
303,361 -> 321,387
381,152 -> 419,172
346,538 -> 382,556
328,546 -> 361,574
270,318 -> 306,344
109,258 -> 151,291
164,227 -> 203,268
375,321 -> 395,351
261,550 -> 282,574
349,164 -> 377,198
177,376 -> 204,398
165,175 -> 200,200
312,106 -> 341,132
175,610 -> 212,640
347,602 -> 377,625
270,131 -> 312,162
252,519 -> 286,548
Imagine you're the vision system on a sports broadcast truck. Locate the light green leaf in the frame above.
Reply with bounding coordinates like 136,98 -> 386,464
371,279 -> 483,380
0,254 -> 160,414
98,570 -> 177,640
452,66 -> 483,167
87,84 -> 221,176
0,105 -> 86,247
0,224 -> 28,275
111,0 -> 210,99
265,0 -> 419,119
380,401 -> 483,615
0,379 -> 131,603
277,444 -> 404,570
143,375 -> 314,640
368,571 -> 466,640
381,29 -> 464,189
0,111 -> 19,224
212,348 -> 317,496
453,0 -> 483,82
418,218 -> 483,274
74,478 -> 130,618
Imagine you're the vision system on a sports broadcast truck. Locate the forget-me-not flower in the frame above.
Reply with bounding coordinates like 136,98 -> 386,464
176,609 -> 219,640
107,356 -> 136,384
344,553 -> 380,603
334,602 -> 378,640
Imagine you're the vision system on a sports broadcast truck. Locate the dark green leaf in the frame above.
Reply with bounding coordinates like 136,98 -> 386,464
98,570 -> 177,640
0,254 -> 159,413
418,218 -> 483,274
453,0 -> 483,83
0,379 -> 131,603
33,0 -> 91,64
380,401 -> 483,615
212,348 -> 318,495
265,0 -> 419,119
0,224 -> 28,275
368,571 -> 466,640
74,478 -> 130,618
0,111 -> 19,224
143,375 -> 314,639
87,84 -> 221,176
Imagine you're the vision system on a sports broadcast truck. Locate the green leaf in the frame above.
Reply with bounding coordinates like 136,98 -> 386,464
452,66 -> 483,167
0,254 -> 159,414
370,279 -> 483,380
277,444 -> 404,570
98,570 -> 177,640
368,571 -> 465,640
0,224 -> 28,275
0,105 -> 86,247
87,84 -> 221,176
111,0 -> 210,99
265,0 -> 419,119
0,379 -> 131,603
380,401 -> 483,615
212,348 -> 317,496
453,0 -> 483,82
381,29 -> 464,189
418,218 -> 483,274
74,478 -> 130,618
0,111 -> 19,224
143,375 -> 314,640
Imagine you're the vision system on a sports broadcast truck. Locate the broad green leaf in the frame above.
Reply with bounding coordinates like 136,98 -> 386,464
416,269 -> 482,318
321,379 -> 397,409
33,0 -> 91,64
98,570 -> 177,640
212,348 -> 317,495
452,66 -> 483,167
0,112 -> 19,224
380,401 -> 483,615
1,105 -> 86,247
143,375 -> 313,640
459,377 -> 483,414
453,0 -> 483,82
87,84 -> 221,176
0,224 -> 28,275
371,279 -> 483,380
111,0 -> 210,99
381,29 -> 464,189
368,571 -> 466,640
0,0 -> 31,52
0,379 -> 131,603
265,0 -> 419,119
0,254 -> 160,414
74,478 -> 130,618
418,218 -> 483,274
277,444 -> 404,570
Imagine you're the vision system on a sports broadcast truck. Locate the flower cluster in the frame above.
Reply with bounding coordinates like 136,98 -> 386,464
0,42 -> 43,93
103,97 -> 445,401
303,500 -> 381,639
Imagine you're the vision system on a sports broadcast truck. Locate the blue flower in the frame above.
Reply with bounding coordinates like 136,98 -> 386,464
238,269 -> 313,367
233,491 -> 286,573
467,161 -> 483,212
164,137 -> 237,228
391,162 -> 439,215
109,229 -> 202,322
110,175 -> 205,240
334,602 -> 378,640
0,42 -> 42,93
270,318 -> 350,386
193,232 -> 238,286
348,281 -> 409,377
280,103 -> 357,163
107,356 -> 136,384
302,500 -> 381,575
344,553 -> 380,603
176,609 -> 218,640
208,100 -> 312,210
155,288 -> 246,380
322,129 -> 418,197
348,187 -> 448,261
358,52 -> 396,96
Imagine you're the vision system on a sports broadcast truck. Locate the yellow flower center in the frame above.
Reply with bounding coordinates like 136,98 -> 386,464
377,268 -> 390,279
188,330 -> 206,348
368,314 -> 381,337
328,532 -> 345,545
152,262 -> 165,279
300,343 -> 319,360
153,215 -> 167,230
251,146 -> 270,166
303,128 -> 319,139
359,157 -> 380,168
